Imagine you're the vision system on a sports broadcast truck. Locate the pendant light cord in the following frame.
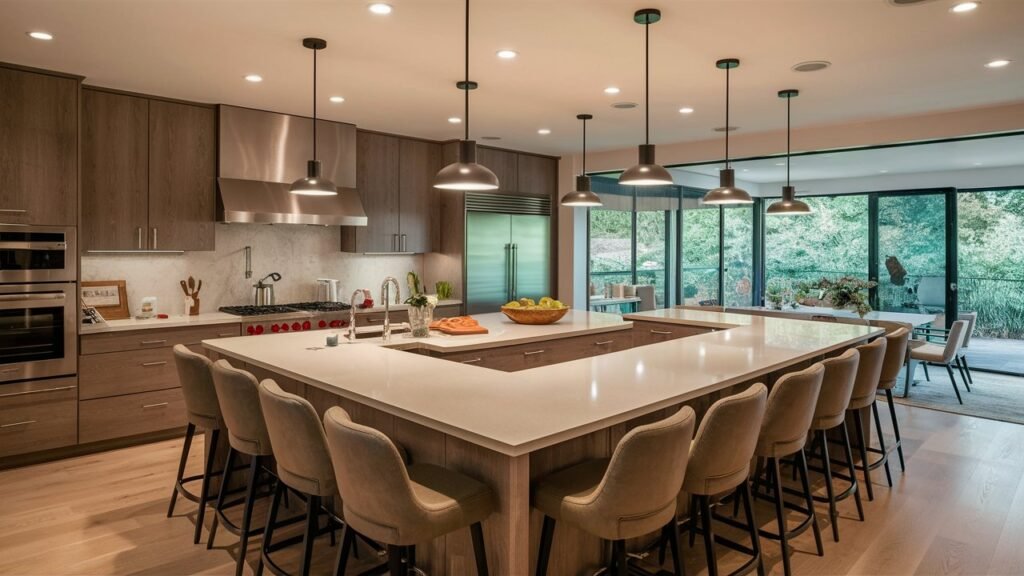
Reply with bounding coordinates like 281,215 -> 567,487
464,0 -> 470,141
724,65 -> 730,169
582,117 -> 587,175
786,95 -> 791,186
644,20 -> 650,145
313,46 -> 318,163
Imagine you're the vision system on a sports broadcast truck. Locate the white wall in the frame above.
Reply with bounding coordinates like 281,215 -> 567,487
82,224 -> 423,317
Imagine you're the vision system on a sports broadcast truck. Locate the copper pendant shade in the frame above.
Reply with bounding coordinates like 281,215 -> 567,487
433,0 -> 499,191
767,89 -> 812,215
618,9 -> 673,187
703,58 -> 753,205
561,114 -> 602,207
290,38 -> 338,196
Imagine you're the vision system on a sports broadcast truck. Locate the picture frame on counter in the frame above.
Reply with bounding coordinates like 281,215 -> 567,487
81,280 -> 130,320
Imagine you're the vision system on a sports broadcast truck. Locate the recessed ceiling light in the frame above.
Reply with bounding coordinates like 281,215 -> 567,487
27,31 -> 53,41
985,59 -> 1011,68
329,95 -> 345,103
678,107 -> 694,114
537,128 -> 551,135
496,50 -> 517,59
368,3 -> 392,15
244,74 -> 263,83
448,117 -> 462,124
792,60 -> 831,72
604,86 -> 621,95
481,136 -> 501,141
713,126 -> 739,132
951,2 -> 979,12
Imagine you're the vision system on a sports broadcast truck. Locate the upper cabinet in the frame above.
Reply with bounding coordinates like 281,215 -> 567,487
81,88 -> 215,251
476,146 -> 557,198
0,66 -> 78,226
342,131 -> 439,254
477,147 -> 518,193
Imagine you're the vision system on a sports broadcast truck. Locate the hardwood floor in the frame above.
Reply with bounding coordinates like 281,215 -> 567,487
0,403 -> 1022,575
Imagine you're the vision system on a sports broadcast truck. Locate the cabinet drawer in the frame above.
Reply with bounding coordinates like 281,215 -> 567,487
81,323 -> 240,355
79,345 -> 199,400
433,304 -> 462,319
0,377 -> 78,458
356,310 -> 409,327
632,321 -> 711,348
79,388 -> 187,444
434,329 -> 633,372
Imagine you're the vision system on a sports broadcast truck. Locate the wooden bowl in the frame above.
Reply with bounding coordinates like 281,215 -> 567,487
500,306 -> 569,325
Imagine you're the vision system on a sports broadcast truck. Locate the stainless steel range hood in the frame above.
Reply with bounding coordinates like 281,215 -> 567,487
217,105 -> 367,226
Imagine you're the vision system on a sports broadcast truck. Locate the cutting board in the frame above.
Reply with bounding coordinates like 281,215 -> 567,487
430,316 -> 489,335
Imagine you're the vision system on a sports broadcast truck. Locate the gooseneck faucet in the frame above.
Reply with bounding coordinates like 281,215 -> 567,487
381,277 -> 401,342
348,290 -> 364,342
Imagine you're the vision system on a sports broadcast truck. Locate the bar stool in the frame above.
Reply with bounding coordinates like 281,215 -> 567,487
323,406 -> 497,576
876,327 -> 911,473
845,337 -> 888,501
682,384 -> 768,576
257,380 -> 346,576
750,364 -> 825,576
805,348 -> 862,543
532,407 -> 696,576
168,345 -> 225,545
207,360 -> 277,576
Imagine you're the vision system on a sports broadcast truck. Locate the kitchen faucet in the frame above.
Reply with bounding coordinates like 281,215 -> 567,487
381,276 -> 401,342
348,290 -> 364,342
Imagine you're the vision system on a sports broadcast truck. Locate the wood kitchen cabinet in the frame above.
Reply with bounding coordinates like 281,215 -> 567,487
342,132 -> 439,253
431,329 -> 633,371
516,153 -> 558,198
477,146 -> 518,193
0,65 -> 78,226
81,88 -> 216,252
631,320 -> 713,347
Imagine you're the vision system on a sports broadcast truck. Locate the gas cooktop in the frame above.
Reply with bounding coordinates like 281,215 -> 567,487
281,301 -> 353,312
219,302 -> 353,317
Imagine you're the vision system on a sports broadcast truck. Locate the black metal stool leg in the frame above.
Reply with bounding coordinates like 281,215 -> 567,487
168,422 -> 196,517
922,362 -> 931,381
613,540 -> 627,576
207,446 -> 236,549
195,428 -> 219,545
796,450 -> 824,556
839,422 -> 865,522
885,389 -> 906,472
299,495 -> 320,576
818,430 -> 840,542
259,481 -> 284,576
853,410 -> 874,502
536,516 -> 555,576
688,494 -> 698,548
699,495 -> 718,576
741,481 -> 765,576
334,524 -> 354,576
769,458 -> 791,576
871,401 -> 893,487
961,354 -> 974,385
386,545 -> 403,575
234,455 -> 262,576
945,364 -> 964,404
666,518 -> 685,576
470,522 -> 488,576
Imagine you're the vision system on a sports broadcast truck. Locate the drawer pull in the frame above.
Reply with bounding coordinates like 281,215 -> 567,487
649,329 -> 674,335
142,402 -> 169,409
218,332 -> 236,337
0,367 -> 20,374
460,358 -> 483,364
365,318 -> 381,323
140,339 -> 167,345
0,209 -> 28,214
594,340 -> 615,346
523,349 -> 546,356
1,420 -> 37,428
0,385 -> 75,398
140,361 -> 167,367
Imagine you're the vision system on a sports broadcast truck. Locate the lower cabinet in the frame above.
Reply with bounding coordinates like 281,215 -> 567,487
79,388 -> 188,444
631,320 -> 713,347
0,377 -> 78,458
355,304 -> 462,327
432,329 -> 633,372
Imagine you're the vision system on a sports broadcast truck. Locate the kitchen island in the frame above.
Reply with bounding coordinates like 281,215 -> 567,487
204,309 -> 882,575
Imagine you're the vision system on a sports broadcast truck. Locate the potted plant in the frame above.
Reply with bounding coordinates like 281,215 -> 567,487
817,276 -> 877,318
406,272 -> 435,338
765,282 -> 787,310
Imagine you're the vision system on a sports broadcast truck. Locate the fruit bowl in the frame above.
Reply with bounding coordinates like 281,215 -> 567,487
500,306 -> 569,325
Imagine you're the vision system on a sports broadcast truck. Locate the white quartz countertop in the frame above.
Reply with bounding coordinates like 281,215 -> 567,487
204,310 -> 881,457
410,310 -> 629,353
80,312 -> 242,334
354,299 -> 462,314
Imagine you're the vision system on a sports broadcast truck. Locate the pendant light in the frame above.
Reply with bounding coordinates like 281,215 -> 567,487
767,89 -> 812,215
560,114 -> 602,207
433,0 -> 499,191
618,8 -> 673,187
290,38 -> 338,196
703,59 -> 753,204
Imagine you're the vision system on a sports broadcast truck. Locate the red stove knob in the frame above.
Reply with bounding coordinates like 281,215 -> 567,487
292,322 -> 301,332
271,324 -> 280,333
329,319 -> 342,328
302,320 -> 312,330
255,325 -> 265,335
318,320 -> 327,328
246,326 -> 256,335
341,320 -> 350,327
282,323 -> 290,331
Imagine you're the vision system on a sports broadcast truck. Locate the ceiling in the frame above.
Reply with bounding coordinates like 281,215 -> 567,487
676,133 -> 1024,184
2,0 -> 1022,155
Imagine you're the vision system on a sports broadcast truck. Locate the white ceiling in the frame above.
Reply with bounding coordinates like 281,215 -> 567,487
2,0 -> 1023,155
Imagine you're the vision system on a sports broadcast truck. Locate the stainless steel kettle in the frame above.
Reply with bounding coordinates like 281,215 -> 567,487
254,272 -> 281,306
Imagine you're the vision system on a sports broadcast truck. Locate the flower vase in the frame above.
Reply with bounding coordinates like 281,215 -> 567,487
408,305 -> 433,338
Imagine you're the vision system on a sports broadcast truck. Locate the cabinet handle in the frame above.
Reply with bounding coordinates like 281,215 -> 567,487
218,332 -> 237,337
140,339 -> 167,345
142,402 -> 169,409
140,361 -> 167,367
594,340 -> 615,346
0,209 -> 27,214
649,329 -> 674,335
523,349 -> 546,356
0,385 -> 75,398
401,234 -> 407,252
460,358 -> 483,364
1,420 -> 37,429
152,228 -> 158,250
0,367 -> 20,374
137,226 -> 143,249
365,318 -> 381,323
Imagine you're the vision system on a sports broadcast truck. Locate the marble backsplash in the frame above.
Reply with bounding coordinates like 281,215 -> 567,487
81,224 -> 426,317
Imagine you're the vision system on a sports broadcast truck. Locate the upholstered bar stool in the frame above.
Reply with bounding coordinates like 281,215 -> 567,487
845,337 -> 888,501
323,406 -> 497,576
876,327 -> 911,473
531,407 -> 697,576
207,360 -> 278,576
168,345 -> 226,545
749,364 -> 825,576
681,384 -> 768,576
805,348 -> 862,542
909,320 -> 969,404
258,380 -> 346,576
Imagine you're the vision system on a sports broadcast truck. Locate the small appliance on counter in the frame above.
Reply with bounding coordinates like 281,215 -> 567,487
253,272 -> 281,305
138,296 -> 158,319
315,278 -> 341,303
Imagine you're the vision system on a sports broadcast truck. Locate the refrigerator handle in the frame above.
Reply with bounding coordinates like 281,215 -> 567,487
512,243 -> 518,301
505,244 -> 512,302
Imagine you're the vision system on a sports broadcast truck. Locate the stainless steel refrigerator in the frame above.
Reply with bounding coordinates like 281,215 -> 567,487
465,210 -> 551,315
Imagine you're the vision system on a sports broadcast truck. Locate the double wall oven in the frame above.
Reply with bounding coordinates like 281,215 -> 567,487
0,225 -> 77,384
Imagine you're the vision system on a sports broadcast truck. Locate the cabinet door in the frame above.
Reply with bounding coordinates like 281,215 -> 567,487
81,90 -> 149,250
148,100 -> 216,251
0,67 -> 77,226
399,138 -> 439,253
477,147 -> 518,193
516,154 -> 558,198
345,131 -> 400,252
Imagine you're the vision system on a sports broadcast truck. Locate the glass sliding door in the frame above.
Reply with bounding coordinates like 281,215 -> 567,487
681,193 -> 721,306
723,205 -> 755,306
875,192 -> 948,318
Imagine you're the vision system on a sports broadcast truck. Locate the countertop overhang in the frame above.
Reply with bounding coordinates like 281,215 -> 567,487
204,310 -> 882,456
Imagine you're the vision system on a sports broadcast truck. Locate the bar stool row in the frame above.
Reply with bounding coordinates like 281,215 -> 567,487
168,325 -> 911,576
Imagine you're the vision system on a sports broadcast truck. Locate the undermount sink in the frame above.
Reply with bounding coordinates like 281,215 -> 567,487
346,323 -> 411,341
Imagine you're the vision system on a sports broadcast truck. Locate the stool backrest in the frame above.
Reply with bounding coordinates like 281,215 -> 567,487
683,384 -> 768,496
756,364 -> 825,459
211,360 -> 273,457
258,379 -> 336,497
878,327 -> 910,391
849,337 -> 888,410
812,348 -> 860,430
941,320 -> 969,362
172,344 -> 222,429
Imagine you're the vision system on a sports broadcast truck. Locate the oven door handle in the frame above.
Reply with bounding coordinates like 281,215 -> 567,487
0,292 -> 67,309
0,241 -> 67,251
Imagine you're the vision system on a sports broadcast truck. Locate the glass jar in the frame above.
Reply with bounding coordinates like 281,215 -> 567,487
408,305 -> 433,338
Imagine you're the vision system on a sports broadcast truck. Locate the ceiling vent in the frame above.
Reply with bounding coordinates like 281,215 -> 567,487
792,60 -> 831,72
888,0 -> 938,5
714,126 -> 739,132
612,101 -> 638,109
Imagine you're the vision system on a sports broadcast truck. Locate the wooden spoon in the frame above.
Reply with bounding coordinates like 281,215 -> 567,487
187,276 -> 196,294
194,279 -> 202,296
180,280 -> 190,297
